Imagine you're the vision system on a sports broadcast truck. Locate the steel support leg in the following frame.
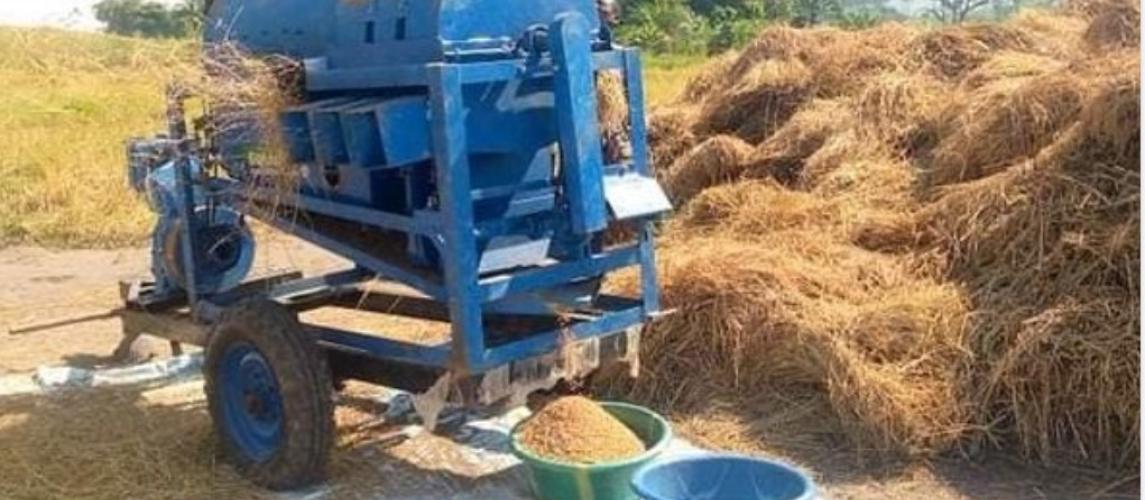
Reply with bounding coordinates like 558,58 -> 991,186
428,64 -> 486,374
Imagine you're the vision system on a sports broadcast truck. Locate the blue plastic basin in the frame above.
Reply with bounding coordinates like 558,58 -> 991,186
631,453 -> 817,500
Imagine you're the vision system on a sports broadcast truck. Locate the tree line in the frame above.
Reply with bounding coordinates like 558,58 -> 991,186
613,0 -> 1050,54
92,0 -> 202,38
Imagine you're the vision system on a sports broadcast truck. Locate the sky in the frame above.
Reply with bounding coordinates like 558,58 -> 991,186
0,0 -> 183,31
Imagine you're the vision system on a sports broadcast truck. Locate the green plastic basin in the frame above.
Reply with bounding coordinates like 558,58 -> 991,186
510,402 -> 673,500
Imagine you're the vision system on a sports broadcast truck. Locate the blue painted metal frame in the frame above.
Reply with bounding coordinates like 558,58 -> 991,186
245,45 -> 658,375
187,31 -> 660,376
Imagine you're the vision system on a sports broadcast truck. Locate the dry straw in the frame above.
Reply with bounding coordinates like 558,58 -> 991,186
610,0 -> 1139,469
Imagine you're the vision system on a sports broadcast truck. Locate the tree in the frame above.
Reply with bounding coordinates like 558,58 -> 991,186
789,0 -> 843,25
927,0 -> 991,23
708,4 -> 770,51
94,0 -> 197,38
617,0 -> 713,54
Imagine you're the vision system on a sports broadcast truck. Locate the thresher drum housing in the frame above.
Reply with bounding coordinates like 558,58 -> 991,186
123,0 -> 669,489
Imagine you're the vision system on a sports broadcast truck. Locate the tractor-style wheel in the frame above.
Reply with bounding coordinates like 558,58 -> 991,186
204,299 -> 334,490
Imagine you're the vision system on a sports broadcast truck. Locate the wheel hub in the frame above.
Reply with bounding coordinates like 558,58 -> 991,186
219,342 -> 284,462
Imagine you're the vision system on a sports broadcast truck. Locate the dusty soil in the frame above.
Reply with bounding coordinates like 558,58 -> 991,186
0,237 -> 1135,498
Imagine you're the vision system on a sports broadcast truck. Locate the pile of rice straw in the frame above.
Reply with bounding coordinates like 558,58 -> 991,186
605,0 -> 1139,469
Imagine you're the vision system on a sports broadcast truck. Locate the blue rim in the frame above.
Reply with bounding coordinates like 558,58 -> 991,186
631,452 -> 817,500
219,342 -> 284,462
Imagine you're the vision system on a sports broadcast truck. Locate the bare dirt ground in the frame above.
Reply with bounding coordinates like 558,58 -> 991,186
0,237 -> 1136,499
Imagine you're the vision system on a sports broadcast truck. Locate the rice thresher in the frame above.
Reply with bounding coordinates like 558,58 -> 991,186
119,0 -> 668,490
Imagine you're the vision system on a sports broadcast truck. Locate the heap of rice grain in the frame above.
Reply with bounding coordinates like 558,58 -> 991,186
516,397 -> 645,464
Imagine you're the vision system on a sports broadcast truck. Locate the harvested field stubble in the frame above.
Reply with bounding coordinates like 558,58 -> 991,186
610,0 -> 1140,469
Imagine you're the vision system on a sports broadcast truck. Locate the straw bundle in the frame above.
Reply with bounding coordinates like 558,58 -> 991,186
679,51 -> 740,104
663,135 -> 754,202
959,51 -> 1065,90
1082,0 -> 1140,48
695,60 -> 815,143
918,70 -> 1139,465
673,180 -> 841,235
647,107 -> 699,173
609,234 -> 971,455
853,71 -> 947,149
910,24 -> 1035,79
725,26 -> 818,82
809,24 -> 919,97
745,99 -> 855,185
925,71 -> 1086,186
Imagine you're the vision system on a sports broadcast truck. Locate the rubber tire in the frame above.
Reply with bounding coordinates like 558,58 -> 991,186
204,299 -> 334,490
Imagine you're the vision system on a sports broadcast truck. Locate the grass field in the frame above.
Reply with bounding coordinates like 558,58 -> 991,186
0,29 -> 199,247
0,27 -> 702,248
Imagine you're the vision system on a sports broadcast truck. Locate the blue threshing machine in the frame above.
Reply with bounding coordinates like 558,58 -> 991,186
118,0 -> 669,489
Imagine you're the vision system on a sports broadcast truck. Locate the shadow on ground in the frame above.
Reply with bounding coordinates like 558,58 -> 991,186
0,381 -> 530,500
616,388 -> 1140,499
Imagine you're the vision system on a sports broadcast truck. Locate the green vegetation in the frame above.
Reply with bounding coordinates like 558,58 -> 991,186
0,28 -> 197,247
615,0 -> 905,54
644,53 -> 709,105
93,0 -> 202,38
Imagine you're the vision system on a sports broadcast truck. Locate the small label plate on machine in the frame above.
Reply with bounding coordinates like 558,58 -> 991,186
603,174 -> 672,221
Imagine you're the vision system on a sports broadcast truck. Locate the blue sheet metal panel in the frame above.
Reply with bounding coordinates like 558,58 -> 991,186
463,79 -> 556,155
342,98 -> 432,169
208,1 -> 605,69
304,59 -> 429,91
435,0 -> 599,49
332,163 -> 381,204
311,326 -> 450,368
472,184 -> 556,222
309,111 -> 348,166
305,51 -> 627,93
477,305 -> 643,371
479,245 -> 640,302
455,51 -> 625,85
204,0 -> 334,58
477,236 -> 552,274
428,64 -> 487,374
322,0 -> 600,67
309,99 -> 375,166
376,97 -> 433,167
550,12 -> 607,235
457,58 -> 546,85
340,106 -> 385,169
483,277 -> 600,315
280,98 -> 356,164
502,187 -> 556,219
280,111 -> 315,163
